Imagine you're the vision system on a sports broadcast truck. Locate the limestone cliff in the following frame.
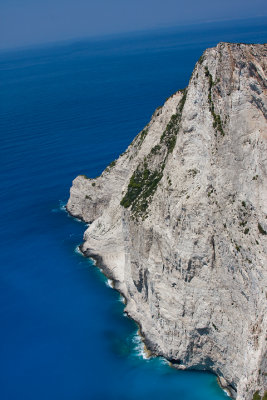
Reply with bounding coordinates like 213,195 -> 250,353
67,43 -> 267,400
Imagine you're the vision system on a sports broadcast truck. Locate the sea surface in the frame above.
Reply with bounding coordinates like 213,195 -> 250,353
0,17 -> 266,400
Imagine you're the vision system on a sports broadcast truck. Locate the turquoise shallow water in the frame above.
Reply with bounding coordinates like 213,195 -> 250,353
0,17 -> 266,400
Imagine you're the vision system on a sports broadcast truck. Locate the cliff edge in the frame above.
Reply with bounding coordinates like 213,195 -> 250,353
67,43 -> 267,400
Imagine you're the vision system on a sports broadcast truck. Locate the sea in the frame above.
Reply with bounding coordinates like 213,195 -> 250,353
0,17 -> 266,400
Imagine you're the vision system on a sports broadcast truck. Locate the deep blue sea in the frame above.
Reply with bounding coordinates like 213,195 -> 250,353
0,17 -> 266,400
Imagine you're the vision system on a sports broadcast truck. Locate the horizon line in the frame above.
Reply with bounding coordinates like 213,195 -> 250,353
0,14 -> 266,54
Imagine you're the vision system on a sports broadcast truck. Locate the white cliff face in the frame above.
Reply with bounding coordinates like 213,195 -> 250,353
67,43 -> 267,400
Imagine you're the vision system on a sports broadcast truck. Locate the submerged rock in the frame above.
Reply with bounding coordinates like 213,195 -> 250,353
67,43 -> 267,400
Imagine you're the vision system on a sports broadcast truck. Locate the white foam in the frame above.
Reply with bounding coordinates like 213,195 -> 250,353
51,200 -> 66,213
59,201 -> 67,212
105,279 -> 113,289
74,245 -> 83,256
73,217 -> 84,223
132,332 -> 150,360
223,389 -> 231,397
119,295 -> 126,304
158,357 -> 169,366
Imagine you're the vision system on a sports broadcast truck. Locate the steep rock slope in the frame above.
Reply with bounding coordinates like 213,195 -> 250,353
67,43 -> 267,400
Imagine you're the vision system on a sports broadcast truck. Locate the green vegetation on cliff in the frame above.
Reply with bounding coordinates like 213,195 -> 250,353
205,67 -> 225,136
253,391 -> 267,400
121,89 -> 187,218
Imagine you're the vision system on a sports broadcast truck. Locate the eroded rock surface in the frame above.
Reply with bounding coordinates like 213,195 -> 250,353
67,43 -> 267,399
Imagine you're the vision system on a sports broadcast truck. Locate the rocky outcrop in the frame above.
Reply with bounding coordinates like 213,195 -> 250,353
67,43 -> 267,400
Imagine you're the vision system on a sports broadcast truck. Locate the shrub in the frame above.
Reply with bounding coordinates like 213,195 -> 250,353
120,89 -> 188,218
151,144 -> 161,155
258,223 -> 267,235
109,160 -> 116,168
188,168 -> 198,177
253,391 -> 261,400
120,165 -> 163,216
138,128 -> 148,146
205,67 -> 225,136
198,54 -> 204,65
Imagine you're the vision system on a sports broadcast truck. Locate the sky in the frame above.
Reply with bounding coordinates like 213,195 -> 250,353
0,0 -> 267,50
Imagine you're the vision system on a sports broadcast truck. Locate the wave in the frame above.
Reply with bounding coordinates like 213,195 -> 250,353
119,295 -> 126,304
59,200 -> 67,211
51,200 -> 67,213
74,245 -> 83,256
132,332 -> 150,360
105,279 -> 114,289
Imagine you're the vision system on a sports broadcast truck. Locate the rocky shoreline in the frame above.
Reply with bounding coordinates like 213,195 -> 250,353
73,238 -> 234,397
